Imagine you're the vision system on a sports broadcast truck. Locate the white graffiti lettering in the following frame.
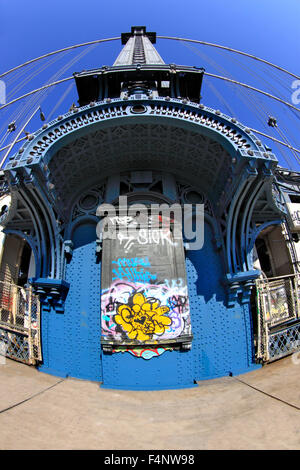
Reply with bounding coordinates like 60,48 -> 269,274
117,229 -> 177,252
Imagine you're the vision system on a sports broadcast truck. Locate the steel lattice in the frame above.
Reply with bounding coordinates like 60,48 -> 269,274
269,323 -> 300,360
256,274 -> 300,362
0,281 -> 41,364
0,328 -> 30,362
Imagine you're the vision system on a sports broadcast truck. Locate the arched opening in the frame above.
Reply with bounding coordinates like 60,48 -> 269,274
251,223 -> 297,360
17,242 -> 35,287
254,224 -> 293,278
0,234 -> 37,337
0,234 -> 35,286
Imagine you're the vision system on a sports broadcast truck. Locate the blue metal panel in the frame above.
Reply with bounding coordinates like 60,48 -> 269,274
185,223 -> 260,379
63,240 -> 102,381
39,235 -> 102,381
102,350 -> 196,390
72,223 -> 97,249
38,303 -> 68,377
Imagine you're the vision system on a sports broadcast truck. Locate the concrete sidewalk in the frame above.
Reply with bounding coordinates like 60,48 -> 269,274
0,356 -> 299,450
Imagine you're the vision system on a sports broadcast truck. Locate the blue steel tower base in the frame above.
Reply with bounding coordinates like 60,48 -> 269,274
37,223 -> 260,390
2,27 -> 285,391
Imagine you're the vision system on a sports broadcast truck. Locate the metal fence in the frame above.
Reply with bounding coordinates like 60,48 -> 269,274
0,280 -> 41,364
256,273 -> 300,362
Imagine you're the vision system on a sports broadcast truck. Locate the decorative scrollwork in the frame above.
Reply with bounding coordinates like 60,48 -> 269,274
71,183 -> 106,221
176,182 -> 214,217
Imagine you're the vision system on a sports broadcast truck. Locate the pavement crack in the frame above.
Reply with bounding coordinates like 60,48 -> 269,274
0,378 -> 66,415
231,376 -> 300,412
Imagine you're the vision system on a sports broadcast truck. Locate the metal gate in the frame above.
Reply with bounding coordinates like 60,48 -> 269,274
0,281 -> 41,364
256,274 -> 300,362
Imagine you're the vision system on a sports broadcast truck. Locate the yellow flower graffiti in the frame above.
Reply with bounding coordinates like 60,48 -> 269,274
114,292 -> 172,342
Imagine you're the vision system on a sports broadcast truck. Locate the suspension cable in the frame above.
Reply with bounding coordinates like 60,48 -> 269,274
158,36 -> 300,80
0,129 -> 9,149
1,40 -> 299,159
275,126 -> 300,165
182,41 -> 270,126
248,128 -> 300,155
1,34 -> 298,84
203,72 -> 300,113
205,80 -> 236,117
0,77 -> 73,111
6,51 -> 68,102
46,82 -> 75,121
0,135 -> 27,152
5,60 -> 37,87
0,52 -> 70,137
0,43 -> 100,156
180,41 -> 298,167
0,37 -> 120,79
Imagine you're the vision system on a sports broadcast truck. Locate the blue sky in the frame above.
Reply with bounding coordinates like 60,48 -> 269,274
0,0 -> 299,169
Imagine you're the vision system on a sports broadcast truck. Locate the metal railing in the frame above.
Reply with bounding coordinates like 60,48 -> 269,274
256,273 -> 300,362
0,280 -> 41,364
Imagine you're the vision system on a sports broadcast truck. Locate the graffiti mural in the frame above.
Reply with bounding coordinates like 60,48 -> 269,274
101,280 -> 191,345
115,291 -> 171,341
111,256 -> 157,283
118,228 -> 178,254
101,220 -> 193,354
